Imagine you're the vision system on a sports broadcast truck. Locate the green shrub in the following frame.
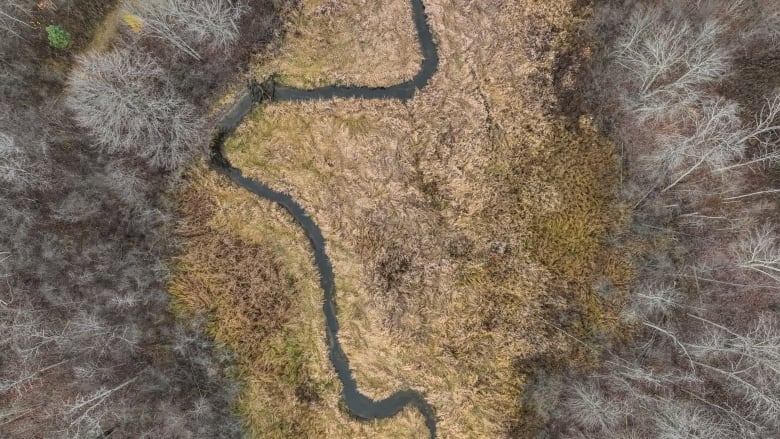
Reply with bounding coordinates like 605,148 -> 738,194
46,25 -> 71,49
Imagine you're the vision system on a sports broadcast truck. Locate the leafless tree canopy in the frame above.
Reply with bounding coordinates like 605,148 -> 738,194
602,1 -> 780,191
613,6 -> 731,121
736,224 -> 780,284
526,1 -> 780,437
1,0 -> 285,436
0,0 -> 31,40
0,131 -> 28,185
125,0 -> 248,60
66,48 -> 202,170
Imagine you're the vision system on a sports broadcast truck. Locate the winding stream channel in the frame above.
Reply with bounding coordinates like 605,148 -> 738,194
209,0 -> 440,436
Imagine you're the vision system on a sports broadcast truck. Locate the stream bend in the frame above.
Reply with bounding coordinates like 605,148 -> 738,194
210,0 -> 439,436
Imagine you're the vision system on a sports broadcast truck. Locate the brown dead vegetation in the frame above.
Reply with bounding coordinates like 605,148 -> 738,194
253,0 -> 420,87
173,182 -> 292,343
173,0 -> 630,436
172,165 -> 430,437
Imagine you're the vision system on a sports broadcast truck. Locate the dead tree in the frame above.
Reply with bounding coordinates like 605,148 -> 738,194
717,94 -> 780,172
687,314 -> 780,428
0,131 -> 31,187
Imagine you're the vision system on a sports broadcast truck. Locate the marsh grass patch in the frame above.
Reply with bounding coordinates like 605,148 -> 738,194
254,0 -> 421,87
174,0 -> 633,436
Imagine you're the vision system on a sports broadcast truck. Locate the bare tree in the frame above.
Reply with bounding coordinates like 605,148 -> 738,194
100,160 -> 150,207
125,0 -> 247,60
625,282 -> 685,323
653,399 -> 729,439
528,1 -> 780,437
717,93 -> 780,172
613,7 -> 731,120
0,0 -> 258,436
0,131 -> 31,187
66,48 -> 202,170
655,98 -> 745,191
65,376 -> 137,437
734,224 -> 780,284
741,2 -> 780,43
687,314 -> 780,428
0,0 -> 30,40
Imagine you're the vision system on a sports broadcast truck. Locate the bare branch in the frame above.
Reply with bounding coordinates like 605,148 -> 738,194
734,224 -> 780,284
66,48 -> 203,169
125,0 -> 248,59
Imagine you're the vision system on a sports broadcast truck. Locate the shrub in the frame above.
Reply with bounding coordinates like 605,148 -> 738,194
46,24 -> 71,49
565,382 -> 626,432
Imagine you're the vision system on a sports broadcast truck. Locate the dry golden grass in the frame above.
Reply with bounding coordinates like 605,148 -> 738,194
85,3 -> 122,52
172,165 -> 429,438
253,0 -> 421,87
173,0 -> 632,437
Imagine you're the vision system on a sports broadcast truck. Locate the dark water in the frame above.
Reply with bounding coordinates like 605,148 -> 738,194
210,0 -> 440,436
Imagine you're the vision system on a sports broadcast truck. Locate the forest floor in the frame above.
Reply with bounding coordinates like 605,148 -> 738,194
171,0 -> 632,436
